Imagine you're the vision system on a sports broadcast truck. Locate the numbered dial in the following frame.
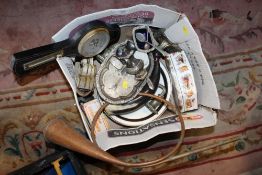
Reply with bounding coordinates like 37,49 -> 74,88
78,28 -> 110,57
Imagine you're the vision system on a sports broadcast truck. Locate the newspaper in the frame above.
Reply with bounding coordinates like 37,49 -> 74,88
56,4 -> 220,151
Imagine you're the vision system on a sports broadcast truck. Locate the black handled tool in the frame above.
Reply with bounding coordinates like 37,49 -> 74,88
11,20 -> 121,76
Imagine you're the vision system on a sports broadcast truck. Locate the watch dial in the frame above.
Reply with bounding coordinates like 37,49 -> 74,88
78,28 -> 110,57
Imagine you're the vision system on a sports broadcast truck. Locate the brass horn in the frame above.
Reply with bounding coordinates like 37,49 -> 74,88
43,118 -> 125,166
43,93 -> 186,168
43,92 -> 243,168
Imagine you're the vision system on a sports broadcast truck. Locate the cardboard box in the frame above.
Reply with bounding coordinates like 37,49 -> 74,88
55,4 -> 220,150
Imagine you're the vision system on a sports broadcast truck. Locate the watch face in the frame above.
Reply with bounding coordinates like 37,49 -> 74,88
78,28 -> 110,57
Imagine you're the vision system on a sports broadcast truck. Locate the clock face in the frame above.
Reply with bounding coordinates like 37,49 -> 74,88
78,28 -> 110,57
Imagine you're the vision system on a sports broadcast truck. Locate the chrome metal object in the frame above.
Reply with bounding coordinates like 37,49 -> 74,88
75,58 -> 96,97
95,41 -> 155,105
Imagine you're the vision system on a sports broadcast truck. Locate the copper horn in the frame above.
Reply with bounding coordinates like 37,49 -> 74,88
43,118 -> 126,166
43,93 -> 186,167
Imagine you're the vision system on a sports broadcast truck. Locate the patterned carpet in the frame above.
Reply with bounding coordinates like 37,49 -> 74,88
0,0 -> 262,174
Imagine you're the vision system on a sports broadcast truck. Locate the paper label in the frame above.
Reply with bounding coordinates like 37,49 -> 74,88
168,51 -> 198,112
82,99 -> 110,134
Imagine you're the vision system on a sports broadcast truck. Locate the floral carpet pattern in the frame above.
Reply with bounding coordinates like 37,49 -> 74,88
0,0 -> 262,174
